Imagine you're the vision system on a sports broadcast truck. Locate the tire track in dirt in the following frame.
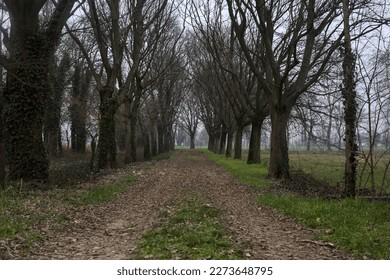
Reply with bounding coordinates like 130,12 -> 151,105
29,159 -> 187,259
28,150 -> 352,259
184,151 -> 352,259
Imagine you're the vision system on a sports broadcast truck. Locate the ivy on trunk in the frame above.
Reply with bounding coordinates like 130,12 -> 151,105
2,0 -> 76,183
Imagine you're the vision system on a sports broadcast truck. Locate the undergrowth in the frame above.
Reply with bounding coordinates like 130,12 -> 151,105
203,150 -> 268,187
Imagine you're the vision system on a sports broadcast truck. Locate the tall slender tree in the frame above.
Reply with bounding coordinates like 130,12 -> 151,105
342,0 -> 358,197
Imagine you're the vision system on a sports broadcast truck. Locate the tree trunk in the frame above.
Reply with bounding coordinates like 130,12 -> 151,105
97,86 -> 117,169
90,135 -> 96,171
247,117 -> 263,164
326,96 -> 333,151
157,124 -> 164,153
326,112 -> 333,151
234,125 -> 243,160
268,106 -> 291,180
213,133 -> 219,153
57,127 -> 63,157
0,143 -> 5,188
144,133 -> 151,161
306,123 -> 313,152
342,0 -> 357,198
4,37 -> 50,182
151,128 -> 158,156
225,130 -> 233,158
3,0 -> 76,182
163,129 -> 173,152
190,132 -> 195,149
208,133 -> 214,151
129,114 -> 138,162
218,126 -> 227,155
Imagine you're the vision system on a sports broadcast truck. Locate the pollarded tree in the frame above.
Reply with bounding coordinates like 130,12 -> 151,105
0,0 -> 76,182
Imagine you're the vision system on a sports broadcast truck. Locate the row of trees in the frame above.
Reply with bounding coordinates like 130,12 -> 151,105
0,1 -> 389,198
183,0 -> 390,197
0,0 -> 188,185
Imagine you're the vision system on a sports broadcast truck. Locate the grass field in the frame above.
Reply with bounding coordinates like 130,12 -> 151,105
204,149 -> 390,259
240,149 -> 390,193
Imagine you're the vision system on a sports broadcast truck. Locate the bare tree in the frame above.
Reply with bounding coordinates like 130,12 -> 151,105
69,61 -> 92,153
179,89 -> 200,149
189,1 -> 270,162
227,0 -> 348,179
44,52 -> 71,157
341,0 -> 358,197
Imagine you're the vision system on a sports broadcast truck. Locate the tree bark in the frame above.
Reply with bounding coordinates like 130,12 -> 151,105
3,0 -> 76,182
247,117 -> 263,164
151,128 -> 158,156
4,34 -> 50,182
342,0 -> 357,198
0,143 -> 5,188
234,125 -> 243,160
225,130 -> 233,158
190,132 -> 195,149
97,86 -> 117,169
218,125 -> 227,155
268,105 -> 292,180
208,133 -> 214,151
157,124 -> 164,153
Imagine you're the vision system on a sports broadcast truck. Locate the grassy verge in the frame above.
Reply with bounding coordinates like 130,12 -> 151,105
65,184 -> 128,206
259,195 -> 390,259
203,150 -> 268,187
135,195 -> 247,260
65,173 -> 136,206
204,150 -> 390,259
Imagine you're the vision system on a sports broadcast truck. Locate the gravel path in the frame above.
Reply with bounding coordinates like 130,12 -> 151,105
27,150 -> 352,259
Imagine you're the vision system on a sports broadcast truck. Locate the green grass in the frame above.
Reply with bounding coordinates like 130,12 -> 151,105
258,194 -> 390,259
65,173 -> 136,206
258,150 -> 390,191
66,184 -> 127,206
135,196 -> 247,260
0,189 -> 27,239
204,150 -> 268,188
188,155 -> 198,161
122,173 -> 137,184
153,152 -> 172,161
205,149 -> 390,259
0,189 -> 45,256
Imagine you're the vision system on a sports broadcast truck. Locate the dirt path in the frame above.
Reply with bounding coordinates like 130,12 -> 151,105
28,150 -> 351,259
